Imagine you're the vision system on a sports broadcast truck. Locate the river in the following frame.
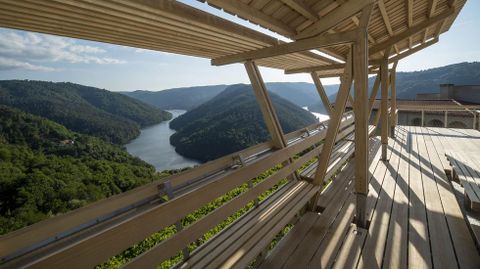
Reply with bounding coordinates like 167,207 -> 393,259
126,109 -> 328,172
125,110 -> 201,171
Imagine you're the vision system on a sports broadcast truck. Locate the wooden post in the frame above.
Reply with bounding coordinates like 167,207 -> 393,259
353,25 -> 369,228
390,62 -> 398,138
473,112 -> 476,129
245,61 -> 287,149
311,49 -> 353,190
380,47 -> 391,161
311,72 -> 333,116
244,61 -> 299,180
444,111 -> 448,127
421,110 -> 425,126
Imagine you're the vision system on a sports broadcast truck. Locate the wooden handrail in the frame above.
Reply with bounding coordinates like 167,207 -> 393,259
0,113 -> 354,268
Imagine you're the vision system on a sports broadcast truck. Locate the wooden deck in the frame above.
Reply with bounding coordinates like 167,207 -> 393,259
259,126 -> 480,269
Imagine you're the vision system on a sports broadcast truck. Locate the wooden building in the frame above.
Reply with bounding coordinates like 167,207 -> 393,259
1,0 -> 479,268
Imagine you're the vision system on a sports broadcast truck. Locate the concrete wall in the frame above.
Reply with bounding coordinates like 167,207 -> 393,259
398,111 -> 474,128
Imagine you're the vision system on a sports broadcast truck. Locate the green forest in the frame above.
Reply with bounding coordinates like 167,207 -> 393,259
0,105 -> 166,234
0,80 -> 172,144
170,84 -> 318,162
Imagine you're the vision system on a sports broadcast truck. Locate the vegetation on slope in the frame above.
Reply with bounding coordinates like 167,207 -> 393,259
0,105 -> 163,234
0,80 -> 172,144
394,61 -> 480,98
169,84 -> 318,162
308,61 -> 480,112
122,85 -> 228,110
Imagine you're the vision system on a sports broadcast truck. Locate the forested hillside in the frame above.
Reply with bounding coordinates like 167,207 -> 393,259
0,80 -> 171,144
170,84 -> 318,162
123,82 -> 338,111
394,62 -> 480,98
0,105 -> 162,234
123,85 -> 228,110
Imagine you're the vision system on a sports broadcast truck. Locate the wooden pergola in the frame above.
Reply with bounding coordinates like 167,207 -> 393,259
0,1 -> 476,268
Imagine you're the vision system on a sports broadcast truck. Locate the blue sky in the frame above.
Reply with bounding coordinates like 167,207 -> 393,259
0,0 -> 478,92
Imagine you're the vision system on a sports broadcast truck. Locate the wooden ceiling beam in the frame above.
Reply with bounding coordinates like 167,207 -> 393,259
370,37 -> 439,65
407,0 -> 413,48
424,0 -> 439,41
369,8 -> 454,55
295,0 -> 375,40
212,30 -> 357,66
285,63 -> 345,74
202,0 -> 296,38
279,0 -> 318,21
378,0 -> 400,54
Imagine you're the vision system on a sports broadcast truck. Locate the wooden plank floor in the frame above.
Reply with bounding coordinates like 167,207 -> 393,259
259,126 -> 480,269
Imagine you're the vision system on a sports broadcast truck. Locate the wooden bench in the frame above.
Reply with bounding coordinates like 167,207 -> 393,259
447,152 -> 480,211
257,138 -> 381,269
0,115 -> 358,269
176,125 -> 370,268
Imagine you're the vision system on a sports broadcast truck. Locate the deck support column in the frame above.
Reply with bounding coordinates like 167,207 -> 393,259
353,25 -> 370,228
381,47 -> 391,161
390,62 -> 398,138
421,110 -> 425,126
444,111 -> 448,127
244,60 -> 298,180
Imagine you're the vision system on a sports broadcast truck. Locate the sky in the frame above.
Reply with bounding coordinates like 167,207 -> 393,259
0,0 -> 478,92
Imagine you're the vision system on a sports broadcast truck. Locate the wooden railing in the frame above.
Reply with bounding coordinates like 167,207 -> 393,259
0,113 -> 356,268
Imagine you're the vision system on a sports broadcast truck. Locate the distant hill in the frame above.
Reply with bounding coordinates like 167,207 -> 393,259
123,82 -> 338,111
123,85 -> 228,111
0,105 -> 161,234
0,80 -> 172,144
169,84 -> 318,162
394,62 -> 480,98
308,62 -> 480,112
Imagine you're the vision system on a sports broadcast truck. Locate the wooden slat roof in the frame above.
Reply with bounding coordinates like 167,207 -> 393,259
0,0 -> 466,74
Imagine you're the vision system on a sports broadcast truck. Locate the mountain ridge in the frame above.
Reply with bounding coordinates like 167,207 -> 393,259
0,80 -> 172,144
169,84 -> 318,162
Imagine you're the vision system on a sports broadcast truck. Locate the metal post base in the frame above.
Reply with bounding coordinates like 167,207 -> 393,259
382,143 -> 388,161
355,193 -> 368,229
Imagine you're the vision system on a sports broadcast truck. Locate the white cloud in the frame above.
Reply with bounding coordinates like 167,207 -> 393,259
0,30 -> 126,71
0,57 -> 56,71
69,44 -> 106,54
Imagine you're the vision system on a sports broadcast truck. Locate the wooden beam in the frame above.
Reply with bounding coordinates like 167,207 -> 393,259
353,29 -> 370,229
407,0 -> 413,48
280,0 -> 318,21
390,61 -> 398,138
353,1 -> 374,229
212,30 -> 357,66
378,0 -> 400,54
295,0 -> 374,39
424,0 -> 439,41
378,0 -> 393,35
285,63 -> 345,74
245,61 -> 300,182
245,61 -> 287,149
203,0 -> 296,38
380,47 -> 391,161
428,0 -> 439,18
370,37 -> 439,65
311,72 -> 334,116
369,8 -> 454,55
312,48 -> 353,187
